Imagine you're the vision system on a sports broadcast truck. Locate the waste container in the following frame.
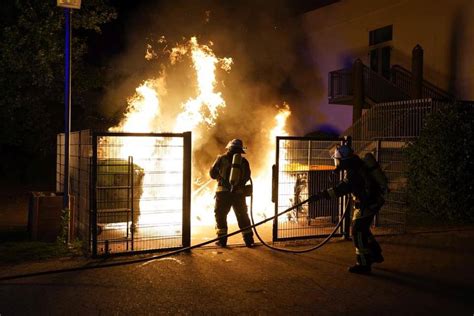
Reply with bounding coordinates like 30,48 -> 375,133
28,192 -> 74,242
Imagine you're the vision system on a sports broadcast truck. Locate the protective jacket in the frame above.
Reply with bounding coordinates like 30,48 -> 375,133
323,155 -> 385,214
317,154 -> 385,269
209,150 -> 254,247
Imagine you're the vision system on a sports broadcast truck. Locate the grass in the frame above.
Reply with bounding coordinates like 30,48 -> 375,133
0,231 -> 84,264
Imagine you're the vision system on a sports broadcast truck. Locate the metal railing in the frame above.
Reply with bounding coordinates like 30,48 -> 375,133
328,68 -> 352,101
336,99 -> 456,234
391,65 -> 454,100
342,98 -> 446,141
363,65 -> 411,103
328,65 -> 411,104
328,63 -> 454,105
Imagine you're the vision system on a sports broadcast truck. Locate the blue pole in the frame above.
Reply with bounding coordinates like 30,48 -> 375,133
63,8 -> 71,212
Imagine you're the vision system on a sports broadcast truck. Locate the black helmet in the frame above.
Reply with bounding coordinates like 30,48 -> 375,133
331,144 -> 353,168
225,139 -> 246,154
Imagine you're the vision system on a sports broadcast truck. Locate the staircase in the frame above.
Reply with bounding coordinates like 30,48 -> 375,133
328,63 -> 453,107
325,48 -> 456,233
390,65 -> 454,100
329,64 -> 411,106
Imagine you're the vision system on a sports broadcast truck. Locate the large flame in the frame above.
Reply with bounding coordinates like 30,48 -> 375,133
106,37 -> 291,236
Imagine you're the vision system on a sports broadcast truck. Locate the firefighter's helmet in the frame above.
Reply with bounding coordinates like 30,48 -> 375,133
332,144 -> 353,167
226,138 -> 246,154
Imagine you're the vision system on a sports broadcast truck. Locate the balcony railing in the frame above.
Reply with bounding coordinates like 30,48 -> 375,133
328,68 -> 352,101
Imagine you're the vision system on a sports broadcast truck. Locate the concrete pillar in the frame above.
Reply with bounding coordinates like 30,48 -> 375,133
352,58 -> 364,123
411,44 -> 424,99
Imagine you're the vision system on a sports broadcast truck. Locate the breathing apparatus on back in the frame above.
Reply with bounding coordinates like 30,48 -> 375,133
229,152 -> 242,192
332,136 -> 388,195
225,138 -> 246,192
363,152 -> 389,195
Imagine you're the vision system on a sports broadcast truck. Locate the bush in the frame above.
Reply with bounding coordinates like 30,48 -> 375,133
404,104 -> 474,223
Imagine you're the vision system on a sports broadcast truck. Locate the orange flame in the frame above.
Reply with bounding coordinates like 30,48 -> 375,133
108,36 -> 292,232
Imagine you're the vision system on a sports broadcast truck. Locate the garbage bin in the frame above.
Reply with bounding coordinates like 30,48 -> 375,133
28,192 -> 71,242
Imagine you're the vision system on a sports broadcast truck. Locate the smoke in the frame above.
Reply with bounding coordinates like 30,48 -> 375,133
101,0 -> 325,180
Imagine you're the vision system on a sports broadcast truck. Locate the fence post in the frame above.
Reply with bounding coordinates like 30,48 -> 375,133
182,132 -> 192,249
91,134 -> 98,257
412,44 -> 423,99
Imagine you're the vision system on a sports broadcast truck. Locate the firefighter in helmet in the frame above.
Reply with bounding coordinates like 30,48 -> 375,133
210,139 -> 255,247
310,139 -> 386,274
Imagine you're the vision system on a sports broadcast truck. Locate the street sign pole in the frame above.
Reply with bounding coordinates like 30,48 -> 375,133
63,7 -> 71,212
58,0 -> 80,242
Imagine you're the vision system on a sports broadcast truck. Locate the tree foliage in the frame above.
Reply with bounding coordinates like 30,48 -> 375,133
404,104 -> 474,223
0,0 -> 116,183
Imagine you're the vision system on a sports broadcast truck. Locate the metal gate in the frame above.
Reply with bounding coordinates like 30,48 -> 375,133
273,137 -> 347,241
91,132 -> 191,256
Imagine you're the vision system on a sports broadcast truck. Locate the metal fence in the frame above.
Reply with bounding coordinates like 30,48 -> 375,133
353,139 -> 408,235
57,130 -> 91,246
273,137 -> 347,241
343,98 -> 447,142
339,99 -> 456,235
272,136 -> 410,241
374,140 -> 408,233
57,131 -> 191,256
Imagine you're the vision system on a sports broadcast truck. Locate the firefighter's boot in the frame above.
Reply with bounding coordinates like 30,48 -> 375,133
215,238 -> 227,247
215,228 -> 228,247
371,252 -> 384,263
243,234 -> 254,248
349,253 -> 372,274
348,264 -> 371,274
368,236 -> 384,263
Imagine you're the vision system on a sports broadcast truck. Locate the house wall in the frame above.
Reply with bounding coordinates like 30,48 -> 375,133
302,0 -> 474,131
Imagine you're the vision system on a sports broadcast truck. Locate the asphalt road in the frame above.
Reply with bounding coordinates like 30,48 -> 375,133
1,227 -> 473,315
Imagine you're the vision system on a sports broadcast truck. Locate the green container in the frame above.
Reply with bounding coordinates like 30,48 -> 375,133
96,159 -> 144,229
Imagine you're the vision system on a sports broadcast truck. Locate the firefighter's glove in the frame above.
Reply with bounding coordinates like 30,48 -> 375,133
308,194 -> 320,203
309,190 -> 330,203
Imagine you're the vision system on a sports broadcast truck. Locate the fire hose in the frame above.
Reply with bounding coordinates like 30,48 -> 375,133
0,183 -> 349,282
249,178 -> 350,253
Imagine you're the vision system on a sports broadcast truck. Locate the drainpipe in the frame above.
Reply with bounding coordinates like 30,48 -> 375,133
352,58 -> 364,124
411,44 -> 423,99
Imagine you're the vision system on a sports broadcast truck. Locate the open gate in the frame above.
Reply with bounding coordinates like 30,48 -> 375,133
273,137 -> 348,242
91,132 -> 191,256
272,136 -> 407,242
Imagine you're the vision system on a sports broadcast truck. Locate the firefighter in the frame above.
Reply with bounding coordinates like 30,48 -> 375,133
310,142 -> 385,274
210,139 -> 255,248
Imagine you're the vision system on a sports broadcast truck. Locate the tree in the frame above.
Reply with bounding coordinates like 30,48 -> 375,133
0,0 -> 116,184
405,104 -> 474,223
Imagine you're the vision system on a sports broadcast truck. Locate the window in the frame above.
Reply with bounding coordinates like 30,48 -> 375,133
369,25 -> 393,46
369,25 -> 393,79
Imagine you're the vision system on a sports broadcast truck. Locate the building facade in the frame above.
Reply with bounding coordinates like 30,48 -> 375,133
302,0 -> 474,131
